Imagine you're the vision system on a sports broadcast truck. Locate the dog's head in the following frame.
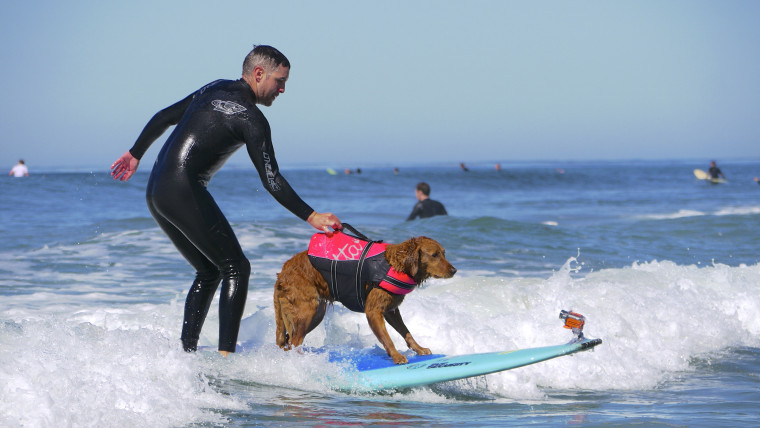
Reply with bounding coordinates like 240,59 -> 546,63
395,236 -> 456,284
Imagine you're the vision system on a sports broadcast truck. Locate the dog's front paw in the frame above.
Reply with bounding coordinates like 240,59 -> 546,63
415,347 -> 432,355
391,352 -> 409,364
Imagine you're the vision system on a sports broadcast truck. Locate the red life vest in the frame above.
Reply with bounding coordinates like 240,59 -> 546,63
307,231 -> 417,312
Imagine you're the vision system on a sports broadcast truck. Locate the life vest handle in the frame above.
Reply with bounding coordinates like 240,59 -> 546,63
340,223 -> 372,242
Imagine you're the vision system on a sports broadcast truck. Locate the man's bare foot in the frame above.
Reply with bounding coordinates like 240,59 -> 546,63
218,350 -> 230,357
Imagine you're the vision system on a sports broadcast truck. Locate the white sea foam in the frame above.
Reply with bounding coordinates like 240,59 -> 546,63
638,209 -> 705,220
0,315 -> 246,427
714,205 -> 760,216
3,258 -> 759,425
237,257 -> 760,399
639,205 -> 760,220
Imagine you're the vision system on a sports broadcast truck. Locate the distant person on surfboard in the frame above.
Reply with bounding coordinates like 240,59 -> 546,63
406,182 -> 448,221
110,45 -> 341,357
708,161 -> 725,180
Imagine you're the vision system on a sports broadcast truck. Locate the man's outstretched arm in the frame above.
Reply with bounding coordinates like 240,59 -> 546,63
110,92 -> 195,181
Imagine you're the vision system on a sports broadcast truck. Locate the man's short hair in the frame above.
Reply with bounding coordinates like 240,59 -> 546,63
242,45 -> 290,75
416,182 -> 431,196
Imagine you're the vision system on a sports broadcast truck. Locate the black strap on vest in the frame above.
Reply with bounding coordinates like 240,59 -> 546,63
341,223 -> 376,242
353,240 -> 376,310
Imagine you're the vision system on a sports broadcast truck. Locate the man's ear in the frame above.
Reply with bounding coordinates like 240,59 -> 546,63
253,65 -> 266,83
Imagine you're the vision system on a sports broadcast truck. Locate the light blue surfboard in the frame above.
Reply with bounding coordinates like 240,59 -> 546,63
325,336 -> 602,390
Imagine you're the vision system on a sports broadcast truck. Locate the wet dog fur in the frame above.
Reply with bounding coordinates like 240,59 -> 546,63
274,236 -> 456,364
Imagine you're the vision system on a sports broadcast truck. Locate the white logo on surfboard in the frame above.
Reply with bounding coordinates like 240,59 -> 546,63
211,100 -> 246,115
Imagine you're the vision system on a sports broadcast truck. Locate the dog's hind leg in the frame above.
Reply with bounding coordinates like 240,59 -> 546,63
274,279 -> 325,349
274,309 -> 289,349
285,297 -> 326,348
275,295 -> 301,349
274,283 -> 291,349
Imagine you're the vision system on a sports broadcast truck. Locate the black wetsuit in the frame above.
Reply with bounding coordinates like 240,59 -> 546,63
708,166 -> 723,179
129,79 -> 314,353
406,199 -> 447,221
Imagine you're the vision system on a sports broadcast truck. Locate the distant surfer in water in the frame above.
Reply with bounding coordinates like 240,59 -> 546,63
708,161 -> 725,180
8,159 -> 29,177
406,182 -> 448,221
110,45 -> 341,356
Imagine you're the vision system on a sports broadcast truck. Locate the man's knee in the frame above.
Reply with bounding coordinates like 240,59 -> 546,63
220,258 -> 250,280
195,268 -> 222,285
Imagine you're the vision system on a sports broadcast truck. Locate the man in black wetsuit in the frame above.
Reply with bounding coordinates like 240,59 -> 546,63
406,182 -> 448,221
708,161 -> 726,180
110,45 -> 341,356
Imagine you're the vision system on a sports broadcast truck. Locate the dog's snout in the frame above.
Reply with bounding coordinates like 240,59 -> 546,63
449,266 -> 457,276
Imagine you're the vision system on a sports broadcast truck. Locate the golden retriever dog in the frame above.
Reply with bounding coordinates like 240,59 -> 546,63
274,233 -> 456,364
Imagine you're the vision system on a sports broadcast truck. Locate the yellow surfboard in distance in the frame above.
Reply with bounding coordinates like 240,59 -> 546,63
326,168 -> 337,175
694,168 -> 726,183
693,169 -> 710,180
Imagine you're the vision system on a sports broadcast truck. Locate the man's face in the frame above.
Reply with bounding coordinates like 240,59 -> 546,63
257,65 -> 289,106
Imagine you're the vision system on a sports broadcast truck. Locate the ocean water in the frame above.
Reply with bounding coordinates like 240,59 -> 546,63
1,159 -> 759,427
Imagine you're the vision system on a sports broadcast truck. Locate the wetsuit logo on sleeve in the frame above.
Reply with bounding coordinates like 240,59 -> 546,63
211,100 -> 247,115
262,153 -> 281,191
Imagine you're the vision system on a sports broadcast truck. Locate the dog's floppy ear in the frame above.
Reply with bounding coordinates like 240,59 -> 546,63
401,237 -> 421,278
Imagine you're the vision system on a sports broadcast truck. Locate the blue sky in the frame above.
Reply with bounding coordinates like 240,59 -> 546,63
2,1 -> 758,170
